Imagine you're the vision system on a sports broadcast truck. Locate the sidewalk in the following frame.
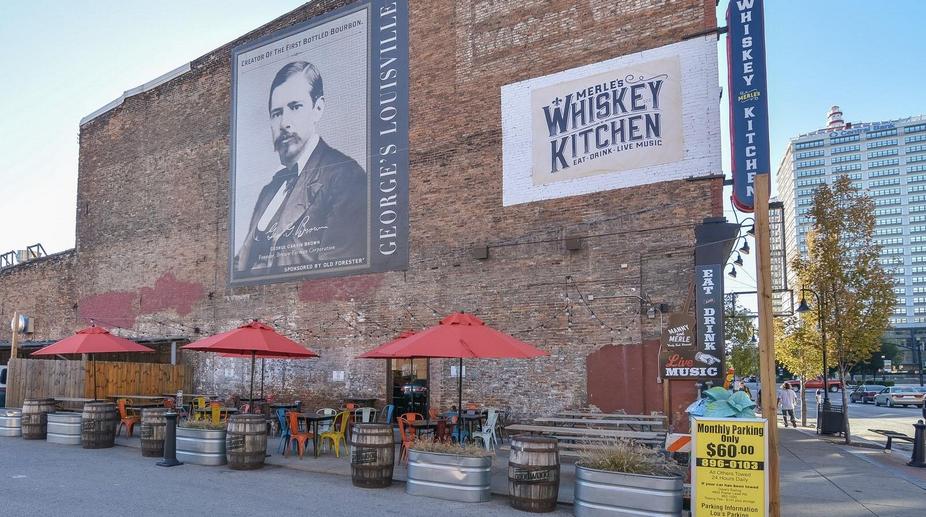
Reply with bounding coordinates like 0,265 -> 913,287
779,427 -> 926,517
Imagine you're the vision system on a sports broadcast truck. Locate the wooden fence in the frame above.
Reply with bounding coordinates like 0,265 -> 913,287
4,358 -> 191,407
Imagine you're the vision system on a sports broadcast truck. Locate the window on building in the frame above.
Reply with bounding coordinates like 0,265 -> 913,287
909,184 -> 926,193
871,188 -> 902,198
874,207 -> 903,216
869,178 -> 901,187
907,144 -> 926,154
796,149 -> 826,159
796,168 -> 826,178
797,159 -> 826,168
832,154 -> 861,163
832,144 -> 861,154
907,134 -> 926,144
868,139 -> 899,149
869,158 -> 901,168
831,134 -> 861,144
910,165 -> 926,173
905,123 -> 926,134
868,149 -> 899,159
909,154 -> 926,163
795,139 -> 825,150
868,168 -> 900,178
833,163 -> 863,172
867,128 -> 899,139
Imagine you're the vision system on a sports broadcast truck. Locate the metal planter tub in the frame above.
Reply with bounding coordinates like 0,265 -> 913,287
47,412 -> 82,445
406,450 -> 493,503
176,427 -> 227,466
0,409 -> 22,437
574,464 -> 683,516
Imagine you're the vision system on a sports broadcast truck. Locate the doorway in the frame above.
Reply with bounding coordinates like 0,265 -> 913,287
387,358 -> 429,418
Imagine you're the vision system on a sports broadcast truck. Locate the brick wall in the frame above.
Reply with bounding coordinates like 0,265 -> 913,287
4,0 -> 722,420
0,250 -> 78,345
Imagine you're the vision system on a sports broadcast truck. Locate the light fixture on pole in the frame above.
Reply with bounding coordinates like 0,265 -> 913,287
750,333 -> 757,345
734,253 -> 744,267
728,266 -> 737,278
796,287 -> 829,409
747,224 -> 756,236
739,239 -> 751,255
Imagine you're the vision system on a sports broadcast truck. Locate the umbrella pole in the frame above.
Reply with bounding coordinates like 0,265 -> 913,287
260,358 -> 265,398
93,355 -> 98,401
458,357 -> 463,444
249,351 -> 256,412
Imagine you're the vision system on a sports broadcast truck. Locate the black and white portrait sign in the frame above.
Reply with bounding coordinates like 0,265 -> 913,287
229,0 -> 409,286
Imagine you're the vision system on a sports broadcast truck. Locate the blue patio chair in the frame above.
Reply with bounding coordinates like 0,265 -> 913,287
276,408 -> 291,455
380,404 -> 395,425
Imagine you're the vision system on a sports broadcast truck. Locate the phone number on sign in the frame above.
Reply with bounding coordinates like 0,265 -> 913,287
695,458 -> 764,470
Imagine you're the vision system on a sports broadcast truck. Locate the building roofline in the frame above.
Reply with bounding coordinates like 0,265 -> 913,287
791,114 -> 926,142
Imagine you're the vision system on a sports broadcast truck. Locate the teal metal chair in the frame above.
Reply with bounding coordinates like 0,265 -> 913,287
276,408 -> 290,455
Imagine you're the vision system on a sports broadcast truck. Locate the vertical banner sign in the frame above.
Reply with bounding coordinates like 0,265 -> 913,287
228,1 -> 409,286
691,265 -> 723,378
692,417 -> 769,516
727,0 -> 769,213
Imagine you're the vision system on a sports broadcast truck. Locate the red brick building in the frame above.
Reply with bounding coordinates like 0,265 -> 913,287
0,0 -> 723,428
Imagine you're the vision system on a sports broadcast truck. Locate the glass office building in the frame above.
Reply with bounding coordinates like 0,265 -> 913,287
777,106 -> 926,331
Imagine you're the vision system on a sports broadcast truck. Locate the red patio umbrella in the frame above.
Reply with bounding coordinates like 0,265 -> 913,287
358,313 -> 548,418
182,321 -> 318,404
31,325 -> 156,400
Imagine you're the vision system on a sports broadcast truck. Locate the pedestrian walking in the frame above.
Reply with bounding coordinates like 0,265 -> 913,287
815,388 -> 824,406
778,383 -> 798,427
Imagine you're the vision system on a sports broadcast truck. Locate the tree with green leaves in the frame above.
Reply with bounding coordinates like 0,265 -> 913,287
725,299 -> 758,378
775,315 -> 822,427
791,175 -> 895,443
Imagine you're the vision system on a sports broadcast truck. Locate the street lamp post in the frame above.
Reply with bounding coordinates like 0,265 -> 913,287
796,287 -> 830,409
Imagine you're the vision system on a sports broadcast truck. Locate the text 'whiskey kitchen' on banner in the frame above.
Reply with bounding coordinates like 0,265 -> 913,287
501,36 -> 721,206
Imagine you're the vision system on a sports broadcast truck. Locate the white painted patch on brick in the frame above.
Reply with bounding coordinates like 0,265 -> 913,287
501,36 -> 721,206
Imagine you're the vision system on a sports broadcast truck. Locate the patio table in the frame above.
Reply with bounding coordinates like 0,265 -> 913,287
296,412 -> 336,458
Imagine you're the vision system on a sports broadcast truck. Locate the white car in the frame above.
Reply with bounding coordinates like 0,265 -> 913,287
873,386 -> 925,407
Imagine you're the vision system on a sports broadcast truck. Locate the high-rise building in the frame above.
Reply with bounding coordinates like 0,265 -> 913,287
777,107 -> 926,331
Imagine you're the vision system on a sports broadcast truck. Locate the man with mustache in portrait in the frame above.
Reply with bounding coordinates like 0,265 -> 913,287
236,61 -> 367,275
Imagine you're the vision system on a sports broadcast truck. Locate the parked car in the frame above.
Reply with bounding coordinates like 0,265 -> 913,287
802,378 -> 842,391
873,386 -> 925,407
849,385 -> 883,404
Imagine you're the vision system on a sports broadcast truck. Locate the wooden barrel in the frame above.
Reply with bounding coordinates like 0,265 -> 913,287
81,402 -> 118,449
140,408 -> 168,457
508,435 -> 560,513
22,398 -> 56,440
226,414 -> 267,470
350,423 -> 395,488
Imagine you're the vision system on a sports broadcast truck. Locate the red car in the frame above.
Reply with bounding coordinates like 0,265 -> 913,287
788,378 -> 842,391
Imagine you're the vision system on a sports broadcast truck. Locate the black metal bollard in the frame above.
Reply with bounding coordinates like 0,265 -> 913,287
910,420 -> 926,468
156,411 -> 183,467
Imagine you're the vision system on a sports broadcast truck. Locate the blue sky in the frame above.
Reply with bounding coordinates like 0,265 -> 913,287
0,0 -> 923,280
720,0 -> 926,302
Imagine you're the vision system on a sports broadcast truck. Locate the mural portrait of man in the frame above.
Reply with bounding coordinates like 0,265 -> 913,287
235,61 -> 367,275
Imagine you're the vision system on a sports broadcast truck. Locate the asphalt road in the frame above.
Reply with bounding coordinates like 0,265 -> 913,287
0,438 -> 570,517
777,389 -> 926,450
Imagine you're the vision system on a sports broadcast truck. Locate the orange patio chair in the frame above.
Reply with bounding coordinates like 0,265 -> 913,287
286,410 -> 314,459
397,416 -> 418,464
116,398 -> 139,438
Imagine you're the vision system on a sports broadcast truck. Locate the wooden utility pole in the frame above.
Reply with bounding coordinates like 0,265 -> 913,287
755,174 -> 780,517
10,310 -> 21,360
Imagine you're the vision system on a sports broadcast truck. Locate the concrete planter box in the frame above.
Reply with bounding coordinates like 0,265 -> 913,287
176,426 -> 227,466
574,464 -> 682,516
406,450 -> 493,503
